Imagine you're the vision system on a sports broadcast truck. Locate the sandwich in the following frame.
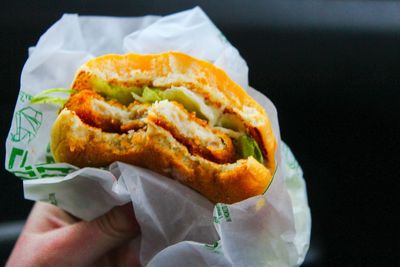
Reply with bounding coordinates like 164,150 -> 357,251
50,52 -> 277,204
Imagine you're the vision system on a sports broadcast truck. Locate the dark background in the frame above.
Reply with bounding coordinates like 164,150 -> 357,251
1,1 -> 399,266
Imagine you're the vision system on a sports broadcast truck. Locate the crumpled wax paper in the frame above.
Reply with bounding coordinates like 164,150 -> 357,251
5,7 -> 311,267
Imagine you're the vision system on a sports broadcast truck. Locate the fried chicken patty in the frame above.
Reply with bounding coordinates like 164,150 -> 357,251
65,90 -> 236,164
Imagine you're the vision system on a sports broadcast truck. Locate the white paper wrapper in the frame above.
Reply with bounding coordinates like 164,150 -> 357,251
5,7 -> 311,267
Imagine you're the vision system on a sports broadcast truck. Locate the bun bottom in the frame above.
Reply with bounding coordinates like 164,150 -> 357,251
51,109 -> 273,204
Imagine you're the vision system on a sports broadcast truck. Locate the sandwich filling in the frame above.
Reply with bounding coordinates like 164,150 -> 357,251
63,77 -> 266,165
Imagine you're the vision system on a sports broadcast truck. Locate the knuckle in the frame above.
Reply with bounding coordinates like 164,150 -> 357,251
96,209 -> 125,240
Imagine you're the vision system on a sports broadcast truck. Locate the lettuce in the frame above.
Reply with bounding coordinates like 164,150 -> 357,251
218,113 -> 245,132
161,88 -> 209,120
30,88 -> 74,106
236,135 -> 264,164
91,77 -> 142,105
131,86 -> 213,121
131,87 -> 162,103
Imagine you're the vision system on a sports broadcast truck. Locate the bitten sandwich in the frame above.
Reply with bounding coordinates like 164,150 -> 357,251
50,52 -> 277,203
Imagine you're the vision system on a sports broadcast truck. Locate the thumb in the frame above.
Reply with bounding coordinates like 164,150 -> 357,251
43,203 -> 140,267
92,203 -> 140,244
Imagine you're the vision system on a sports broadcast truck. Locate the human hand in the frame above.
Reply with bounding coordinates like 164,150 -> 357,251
7,202 -> 140,267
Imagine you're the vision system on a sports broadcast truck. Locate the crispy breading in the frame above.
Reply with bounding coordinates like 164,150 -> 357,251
64,90 -> 236,164
65,90 -> 123,132
148,100 -> 236,164
52,109 -> 272,203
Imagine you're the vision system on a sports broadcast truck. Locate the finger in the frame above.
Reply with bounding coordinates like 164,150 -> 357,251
36,203 -> 140,267
24,202 -> 78,233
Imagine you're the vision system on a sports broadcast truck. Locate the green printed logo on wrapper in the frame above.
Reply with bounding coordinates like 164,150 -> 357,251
204,240 -> 222,254
9,161 -> 77,180
7,146 -> 77,180
8,147 -> 28,170
10,106 -> 43,143
282,143 -> 301,171
6,88 -> 75,180
213,203 -> 232,224
45,143 -> 55,164
18,91 -> 33,103
48,193 -> 58,206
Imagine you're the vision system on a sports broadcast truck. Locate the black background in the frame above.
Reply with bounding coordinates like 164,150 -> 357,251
1,1 -> 399,266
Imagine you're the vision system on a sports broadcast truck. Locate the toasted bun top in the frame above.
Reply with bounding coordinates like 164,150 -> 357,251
71,51 -> 277,171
